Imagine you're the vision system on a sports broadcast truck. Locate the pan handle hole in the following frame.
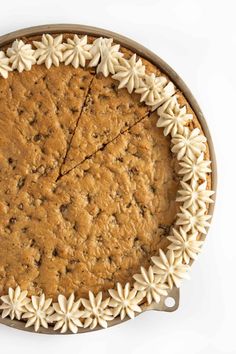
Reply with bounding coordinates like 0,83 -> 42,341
165,296 -> 175,308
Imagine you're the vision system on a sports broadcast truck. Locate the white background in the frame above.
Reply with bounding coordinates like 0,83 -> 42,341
0,0 -> 235,353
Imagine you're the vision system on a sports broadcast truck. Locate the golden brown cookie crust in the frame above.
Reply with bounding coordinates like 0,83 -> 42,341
0,34 -> 210,300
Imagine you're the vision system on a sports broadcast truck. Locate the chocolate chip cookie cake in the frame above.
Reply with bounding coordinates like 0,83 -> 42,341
0,31 -> 215,333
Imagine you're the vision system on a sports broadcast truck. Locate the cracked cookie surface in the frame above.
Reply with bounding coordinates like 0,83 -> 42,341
0,111 -> 179,299
50,114 -> 179,298
0,38 -> 187,300
0,64 -> 94,181
60,74 -> 150,175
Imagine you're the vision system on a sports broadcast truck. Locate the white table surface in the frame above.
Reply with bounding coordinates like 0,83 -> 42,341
0,0 -> 235,353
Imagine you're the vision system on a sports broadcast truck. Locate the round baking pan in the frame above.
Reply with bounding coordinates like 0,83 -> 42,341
0,24 -> 217,334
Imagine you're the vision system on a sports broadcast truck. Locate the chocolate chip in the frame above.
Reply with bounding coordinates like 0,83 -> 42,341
159,224 -> 171,236
33,134 -> 42,142
65,266 -> 71,273
35,258 -> 42,267
60,204 -> 68,213
110,83 -> 118,92
100,144 -> 106,151
150,185 -> 156,193
129,167 -> 138,175
9,217 -> 16,224
98,94 -> 109,100
87,194 -> 92,203
52,248 -> 59,257
17,108 -> 24,115
29,117 -> 37,125
17,177 -> 26,189
73,222 -> 79,232
70,107 -> 79,113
